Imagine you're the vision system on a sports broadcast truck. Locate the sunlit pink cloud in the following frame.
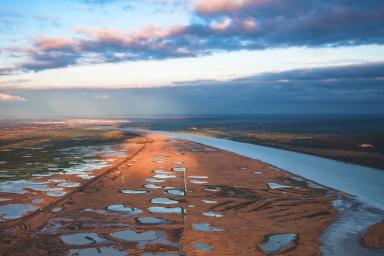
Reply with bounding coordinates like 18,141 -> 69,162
35,37 -> 78,51
0,93 -> 26,102
193,0 -> 269,14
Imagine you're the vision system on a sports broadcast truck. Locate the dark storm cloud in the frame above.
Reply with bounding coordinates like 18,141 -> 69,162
2,62 -> 383,118
5,0 -> 384,72
194,0 -> 384,47
0,67 -> 17,76
236,62 -> 384,82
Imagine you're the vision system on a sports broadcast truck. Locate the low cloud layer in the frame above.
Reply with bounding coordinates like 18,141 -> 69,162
0,93 -> 26,102
2,0 -> 384,73
1,62 -> 383,118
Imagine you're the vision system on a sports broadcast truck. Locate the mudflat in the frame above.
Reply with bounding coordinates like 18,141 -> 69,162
0,134 -> 336,255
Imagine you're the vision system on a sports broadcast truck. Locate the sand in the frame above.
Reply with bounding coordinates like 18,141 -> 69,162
362,221 -> 384,249
0,134 -> 336,255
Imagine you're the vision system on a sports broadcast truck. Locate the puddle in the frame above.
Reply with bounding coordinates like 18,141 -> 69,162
259,233 -> 298,255
0,180 -> 62,194
202,200 -> 217,204
173,161 -> 184,165
70,247 -> 127,256
153,174 -> 177,179
62,161 -> 109,176
153,170 -> 171,174
203,211 -> 223,218
47,191 -> 66,197
0,174 -> 16,178
145,178 -> 165,183
31,173 -> 52,177
106,205 -> 143,214
77,174 -> 95,180
60,232 -> 107,245
193,223 -> 225,232
190,180 -> 208,184
47,167 -> 60,171
0,204 -> 38,220
193,242 -> 214,253
51,207 -> 63,213
58,182 -> 80,188
148,207 -> 184,214
188,176 -> 208,179
203,188 -> 221,192
171,167 -> 186,172
120,189 -> 150,195
151,198 -> 179,205
165,189 -> 185,197
111,230 -> 159,242
253,171 -> 263,175
144,184 -> 162,189
32,198 -> 44,204
267,183 -> 291,190
135,217 -> 171,225
48,179 -> 66,183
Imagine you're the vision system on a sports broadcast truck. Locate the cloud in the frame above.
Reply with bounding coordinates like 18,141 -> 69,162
0,93 -> 26,102
246,62 -> 384,82
191,62 -> 384,103
193,0 -> 255,14
32,15 -> 60,26
4,0 -> 384,73
1,62 -> 383,117
0,67 -> 17,76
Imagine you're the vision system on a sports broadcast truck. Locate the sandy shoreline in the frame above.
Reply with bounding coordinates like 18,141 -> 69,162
0,134 -> 337,255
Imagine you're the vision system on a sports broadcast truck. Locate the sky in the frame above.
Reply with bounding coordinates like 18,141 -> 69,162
0,0 -> 383,117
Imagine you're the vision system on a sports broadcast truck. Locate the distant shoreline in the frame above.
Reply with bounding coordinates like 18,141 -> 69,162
170,129 -> 384,171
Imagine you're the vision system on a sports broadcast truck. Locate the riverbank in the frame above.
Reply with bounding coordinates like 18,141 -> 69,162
120,115 -> 384,171
174,129 -> 384,171
0,133 -> 336,255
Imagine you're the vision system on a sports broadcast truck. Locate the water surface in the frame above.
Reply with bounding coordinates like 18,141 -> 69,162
0,204 -> 38,220
192,243 -> 214,253
259,233 -> 298,255
70,247 -> 126,256
60,232 -> 107,245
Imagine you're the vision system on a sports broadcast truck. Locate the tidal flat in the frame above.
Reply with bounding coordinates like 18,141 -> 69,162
0,120 -> 383,255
